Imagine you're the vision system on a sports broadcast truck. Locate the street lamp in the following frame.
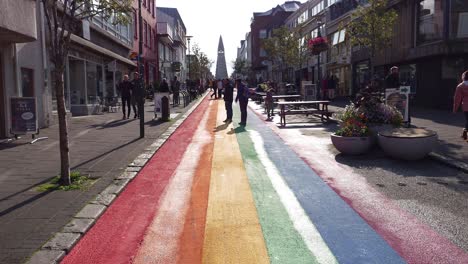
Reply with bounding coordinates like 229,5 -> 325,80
316,20 -> 323,100
138,0 -> 144,138
186,35 -> 193,81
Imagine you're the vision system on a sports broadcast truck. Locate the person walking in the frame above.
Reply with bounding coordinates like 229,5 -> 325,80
118,74 -> 132,119
217,79 -> 224,99
453,70 -> 468,141
171,76 -> 181,106
130,72 -> 141,119
235,78 -> 249,126
211,79 -> 218,99
385,66 -> 400,88
223,78 -> 234,123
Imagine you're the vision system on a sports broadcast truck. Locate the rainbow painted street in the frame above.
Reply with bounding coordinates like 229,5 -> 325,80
61,96 -> 468,264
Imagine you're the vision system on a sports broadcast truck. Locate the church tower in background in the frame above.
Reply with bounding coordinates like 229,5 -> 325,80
215,35 -> 228,79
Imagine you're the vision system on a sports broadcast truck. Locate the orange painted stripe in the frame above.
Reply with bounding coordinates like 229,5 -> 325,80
176,100 -> 218,264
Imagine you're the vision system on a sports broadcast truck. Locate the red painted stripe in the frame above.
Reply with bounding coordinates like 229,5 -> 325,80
249,104 -> 468,264
61,98 -> 210,264
176,100 -> 217,264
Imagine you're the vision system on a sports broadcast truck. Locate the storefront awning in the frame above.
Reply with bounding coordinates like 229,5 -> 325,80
70,34 -> 136,67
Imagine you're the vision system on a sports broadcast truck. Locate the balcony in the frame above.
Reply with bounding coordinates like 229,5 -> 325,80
157,22 -> 174,45
0,0 -> 37,43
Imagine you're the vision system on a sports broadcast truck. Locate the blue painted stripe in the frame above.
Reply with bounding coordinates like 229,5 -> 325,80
237,106 -> 406,264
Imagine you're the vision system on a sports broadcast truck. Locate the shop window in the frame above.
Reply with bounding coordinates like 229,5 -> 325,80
86,62 -> 103,104
451,1 -> 468,38
417,0 -> 443,44
68,57 -> 86,105
20,68 -> 34,97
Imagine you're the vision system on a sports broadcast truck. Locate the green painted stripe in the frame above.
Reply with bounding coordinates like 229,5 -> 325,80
232,105 -> 319,264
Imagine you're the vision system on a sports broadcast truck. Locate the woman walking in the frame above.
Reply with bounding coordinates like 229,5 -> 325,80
453,70 -> 468,141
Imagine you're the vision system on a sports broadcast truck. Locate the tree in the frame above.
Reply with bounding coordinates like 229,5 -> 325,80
41,0 -> 132,185
189,43 -> 213,81
262,26 -> 302,82
232,58 -> 246,78
346,0 -> 398,77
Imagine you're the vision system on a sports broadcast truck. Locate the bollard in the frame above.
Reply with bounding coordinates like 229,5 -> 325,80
161,96 -> 170,122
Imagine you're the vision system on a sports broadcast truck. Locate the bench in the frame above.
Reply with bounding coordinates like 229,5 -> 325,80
277,100 -> 332,126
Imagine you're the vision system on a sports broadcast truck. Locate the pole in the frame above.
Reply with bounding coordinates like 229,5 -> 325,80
138,0 -> 144,138
188,38 -> 191,80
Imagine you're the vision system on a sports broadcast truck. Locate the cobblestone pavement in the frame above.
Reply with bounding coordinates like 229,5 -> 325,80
0,98 -> 200,264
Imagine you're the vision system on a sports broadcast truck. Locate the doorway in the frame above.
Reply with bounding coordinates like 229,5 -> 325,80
0,53 -> 5,138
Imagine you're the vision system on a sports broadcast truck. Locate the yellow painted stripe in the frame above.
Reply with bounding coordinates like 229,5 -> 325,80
202,100 -> 270,264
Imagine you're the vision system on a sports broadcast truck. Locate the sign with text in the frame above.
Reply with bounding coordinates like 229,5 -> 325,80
385,86 -> 410,123
10,97 -> 38,135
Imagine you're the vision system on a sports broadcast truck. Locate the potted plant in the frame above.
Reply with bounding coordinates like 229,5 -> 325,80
308,36 -> 328,55
331,108 -> 372,155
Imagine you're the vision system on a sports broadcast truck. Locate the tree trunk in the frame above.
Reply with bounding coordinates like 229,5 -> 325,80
54,67 -> 71,185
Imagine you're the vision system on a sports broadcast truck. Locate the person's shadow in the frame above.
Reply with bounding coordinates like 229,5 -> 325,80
227,126 -> 246,135
214,123 -> 230,132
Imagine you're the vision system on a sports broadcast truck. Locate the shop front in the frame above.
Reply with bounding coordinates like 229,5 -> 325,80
51,36 -> 135,116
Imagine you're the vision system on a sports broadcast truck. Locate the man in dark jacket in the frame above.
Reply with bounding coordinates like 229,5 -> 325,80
385,66 -> 400,88
235,78 -> 249,126
223,78 -> 234,123
118,74 -> 132,119
130,72 -> 142,118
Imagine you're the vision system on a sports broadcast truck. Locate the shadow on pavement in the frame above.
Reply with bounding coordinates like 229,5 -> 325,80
214,123 -> 230,132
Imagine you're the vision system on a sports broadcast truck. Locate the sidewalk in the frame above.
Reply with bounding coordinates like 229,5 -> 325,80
327,98 -> 468,171
0,98 -> 201,264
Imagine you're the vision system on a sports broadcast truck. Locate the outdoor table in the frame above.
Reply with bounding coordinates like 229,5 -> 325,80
277,100 -> 331,126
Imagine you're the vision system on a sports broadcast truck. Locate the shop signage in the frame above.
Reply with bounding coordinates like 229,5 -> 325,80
10,97 -> 38,135
385,86 -> 410,123
301,81 -> 317,101
172,62 -> 181,72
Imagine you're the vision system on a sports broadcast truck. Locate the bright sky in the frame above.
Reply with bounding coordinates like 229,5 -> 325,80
156,0 -> 304,76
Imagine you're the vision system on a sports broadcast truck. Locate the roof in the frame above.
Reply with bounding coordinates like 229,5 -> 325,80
253,1 -> 301,17
156,7 -> 187,34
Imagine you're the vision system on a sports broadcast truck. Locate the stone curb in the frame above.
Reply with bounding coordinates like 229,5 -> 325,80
26,93 -> 208,264
429,152 -> 468,174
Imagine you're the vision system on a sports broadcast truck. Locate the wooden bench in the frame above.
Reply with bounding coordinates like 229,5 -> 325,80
277,101 -> 332,126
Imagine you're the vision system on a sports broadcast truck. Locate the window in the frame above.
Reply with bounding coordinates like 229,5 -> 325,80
450,1 -> 468,38
144,21 -> 148,46
133,9 -> 137,39
21,68 -> 34,97
417,0 -> 443,44
150,0 -> 155,17
331,29 -> 346,45
142,0 -> 146,7
260,48 -> 267,57
259,29 -> 267,39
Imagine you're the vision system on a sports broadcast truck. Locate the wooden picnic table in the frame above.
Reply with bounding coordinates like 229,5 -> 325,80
277,100 -> 331,126
272,95 -> 302,101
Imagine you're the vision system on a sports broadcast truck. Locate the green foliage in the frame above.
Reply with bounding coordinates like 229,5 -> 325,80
346,0 -> 398,58
189,44 -> 213,79
233,58 -> 246,75
262,26 -> 302,70
37,171 -> 95,192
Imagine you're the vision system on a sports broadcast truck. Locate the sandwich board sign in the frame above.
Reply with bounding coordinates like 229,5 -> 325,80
10,97 -> 38,135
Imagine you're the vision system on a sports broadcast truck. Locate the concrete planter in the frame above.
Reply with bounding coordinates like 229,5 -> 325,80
378,128 -> 438,160
368,123 -> 394,145
331,133 -> 372,155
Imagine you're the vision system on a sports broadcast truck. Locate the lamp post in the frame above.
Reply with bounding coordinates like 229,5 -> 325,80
138,0 -> 144,138
186,36 -> 193,81
316,20 -> 323,100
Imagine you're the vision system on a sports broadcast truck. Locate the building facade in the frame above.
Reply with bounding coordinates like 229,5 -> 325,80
0,0 -> 49,138
132,0 -> 157,86
250,1 -> 302,83
156,7 -> 188,83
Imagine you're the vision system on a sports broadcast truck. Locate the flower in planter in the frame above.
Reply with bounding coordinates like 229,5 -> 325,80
334,109 -> 370,137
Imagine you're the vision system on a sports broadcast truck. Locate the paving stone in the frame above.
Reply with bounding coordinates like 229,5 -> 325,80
137,153 -> 153,160
42,233 -> 81,251
117,171 -> 137,180
26,250 -> 65,264
90,193 -> 117,206
75,204 -> 106,219
128,158 -> 148,167
125,166 -> 141,172
62,218 -> 95,234
102,180 -> 129,195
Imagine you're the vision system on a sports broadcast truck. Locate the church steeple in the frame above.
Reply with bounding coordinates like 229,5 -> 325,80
215,35 -> 228,79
